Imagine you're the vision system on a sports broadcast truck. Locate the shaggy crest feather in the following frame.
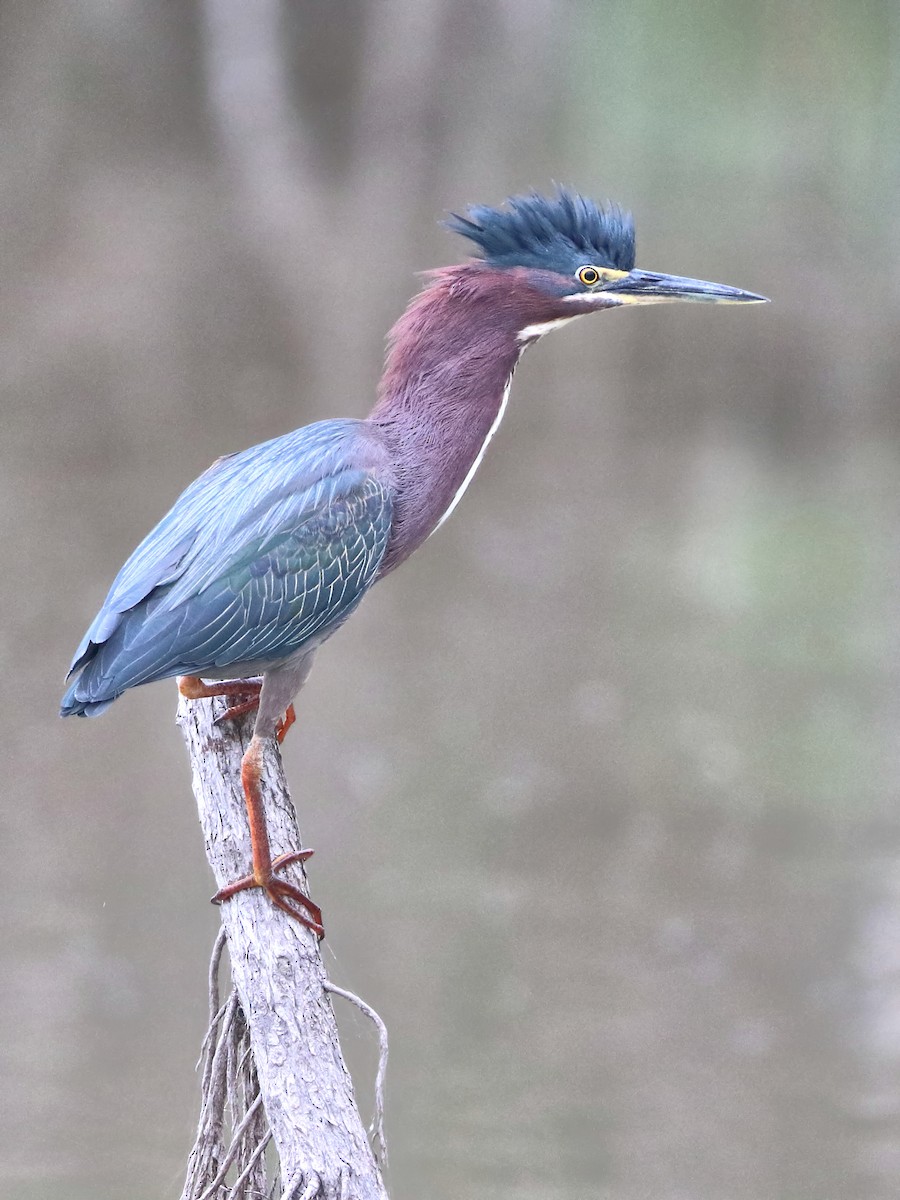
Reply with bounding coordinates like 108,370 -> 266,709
445,187 -> 636,273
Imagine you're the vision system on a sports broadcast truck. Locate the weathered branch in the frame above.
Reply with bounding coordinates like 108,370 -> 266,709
176,693 -> 388,1200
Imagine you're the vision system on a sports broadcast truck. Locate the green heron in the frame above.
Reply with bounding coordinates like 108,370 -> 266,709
62,189 -> 767,936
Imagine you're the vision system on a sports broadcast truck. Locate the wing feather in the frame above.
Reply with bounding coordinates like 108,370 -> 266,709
62,420 -> 393,715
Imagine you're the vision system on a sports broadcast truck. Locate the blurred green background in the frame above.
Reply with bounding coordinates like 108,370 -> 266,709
3,1 -> 900,1197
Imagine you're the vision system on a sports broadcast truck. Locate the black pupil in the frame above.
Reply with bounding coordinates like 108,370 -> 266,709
583,268 -> 597,283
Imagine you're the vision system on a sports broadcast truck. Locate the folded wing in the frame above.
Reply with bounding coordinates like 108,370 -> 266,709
62,420 -> 392,715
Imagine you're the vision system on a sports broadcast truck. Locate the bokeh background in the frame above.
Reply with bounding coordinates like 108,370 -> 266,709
3,1 -> 900,1197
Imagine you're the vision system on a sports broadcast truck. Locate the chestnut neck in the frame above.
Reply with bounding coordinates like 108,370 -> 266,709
369,265 -> 538,573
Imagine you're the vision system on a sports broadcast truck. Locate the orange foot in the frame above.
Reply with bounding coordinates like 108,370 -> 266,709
178,676 -> 296,743
213,734 -> 324,939
213,849 -> 323,939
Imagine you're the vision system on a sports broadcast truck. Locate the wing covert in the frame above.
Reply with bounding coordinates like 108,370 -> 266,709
165,474 -> 391,672
62,420 -> 394,711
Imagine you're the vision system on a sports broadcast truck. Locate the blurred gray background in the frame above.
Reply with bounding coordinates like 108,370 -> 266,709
2,1 -> 899,1197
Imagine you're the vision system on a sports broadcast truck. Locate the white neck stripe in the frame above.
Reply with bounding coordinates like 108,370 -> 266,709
433,371 -> 514,533
517,315 -> 579,342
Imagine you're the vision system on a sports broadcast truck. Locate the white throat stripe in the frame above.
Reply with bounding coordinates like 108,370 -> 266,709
517,316 -> 579,342
433,374 -> 513,532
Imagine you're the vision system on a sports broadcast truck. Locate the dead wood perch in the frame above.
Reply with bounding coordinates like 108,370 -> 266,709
177,691 -> 389,1200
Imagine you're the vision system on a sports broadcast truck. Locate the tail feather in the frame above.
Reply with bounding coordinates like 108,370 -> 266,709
61,646 -> 121,717
60,605 -> 176,717
60,670 -> 119,717
60,689 -> 116,718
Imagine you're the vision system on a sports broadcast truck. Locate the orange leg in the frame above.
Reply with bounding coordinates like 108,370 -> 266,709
212,736 -> 324,938
179,678 -> 321,937
178,676 -> 296,742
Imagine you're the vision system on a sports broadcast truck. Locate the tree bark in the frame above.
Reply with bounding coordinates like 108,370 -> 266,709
177,692 -> 388,1200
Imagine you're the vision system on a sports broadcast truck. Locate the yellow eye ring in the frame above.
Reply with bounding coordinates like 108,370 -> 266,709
577,265 -> 601,286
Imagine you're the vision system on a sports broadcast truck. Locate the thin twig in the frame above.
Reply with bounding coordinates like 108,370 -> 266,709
229,1129 -> 273,1195
197,1093 -> 266,1200
196,996 -> 233,1072
325,982 -> 389,1165
200,991 -> 239,1122
209,927 -> 227,1014
196,928 -> 229,1072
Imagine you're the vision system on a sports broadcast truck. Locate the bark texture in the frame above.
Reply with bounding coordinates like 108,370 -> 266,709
177,693 -> 388,1200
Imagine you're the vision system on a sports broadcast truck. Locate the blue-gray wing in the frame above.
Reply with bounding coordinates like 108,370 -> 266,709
62,419 -> 393,715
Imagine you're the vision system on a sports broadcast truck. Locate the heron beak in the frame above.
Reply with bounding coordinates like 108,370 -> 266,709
597,269 -> 769,306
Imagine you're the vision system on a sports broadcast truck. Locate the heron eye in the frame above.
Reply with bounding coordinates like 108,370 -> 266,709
577,265 -> 601,286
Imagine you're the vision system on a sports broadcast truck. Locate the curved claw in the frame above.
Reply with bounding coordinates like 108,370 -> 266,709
179,678 -> 295,742
265,878 -> 325,939
213,849 -> 324,939
211,695 -> 296,743
214,696 -> 261,725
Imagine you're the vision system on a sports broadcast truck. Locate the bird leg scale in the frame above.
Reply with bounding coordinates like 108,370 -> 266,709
212,735 -> 324,938
178,676 -> 296,742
